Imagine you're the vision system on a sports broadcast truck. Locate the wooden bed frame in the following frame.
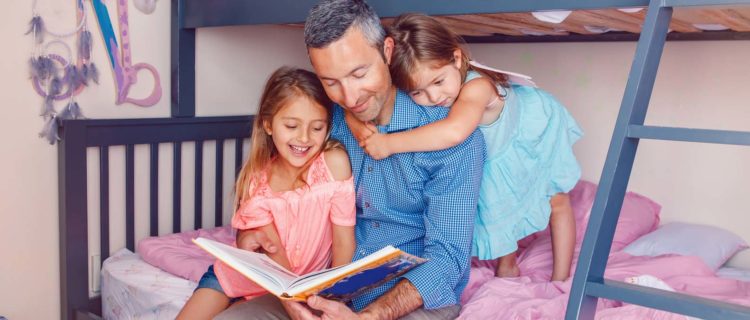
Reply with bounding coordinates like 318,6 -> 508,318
58,0 -> 750,319
58,116 -> 252,319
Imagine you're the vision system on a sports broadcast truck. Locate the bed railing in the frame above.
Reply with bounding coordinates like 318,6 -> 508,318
58,116 -> 252,320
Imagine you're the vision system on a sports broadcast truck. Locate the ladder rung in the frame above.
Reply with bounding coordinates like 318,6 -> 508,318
664,0 -> 750,7
628,125 -> 750,146
586,279 -> 750,320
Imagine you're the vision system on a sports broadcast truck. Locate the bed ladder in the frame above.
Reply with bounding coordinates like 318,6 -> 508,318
565,0 -> 750,319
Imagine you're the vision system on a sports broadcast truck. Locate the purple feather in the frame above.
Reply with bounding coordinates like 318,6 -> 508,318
41,96 -> 56,117
88,63 -> 99,84
35,56 -> 55,80
58,101 -> 85,120
79,64 -> 89,86
69,101 -> 84,119
49,77 -> 63,96
29,57 -> 40,78
25,16 -> 44,44
62,65 -> 79,91
30,56 -> 53,80
79,30 -> 92,60
39,115 -> 60,145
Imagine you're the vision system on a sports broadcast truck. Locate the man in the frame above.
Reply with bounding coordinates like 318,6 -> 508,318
217,0 -> 484,319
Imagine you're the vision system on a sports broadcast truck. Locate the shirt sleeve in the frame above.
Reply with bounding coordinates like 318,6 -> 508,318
329,177 -> 357,227
231,196 -> 273,230
401,129 -> 486,309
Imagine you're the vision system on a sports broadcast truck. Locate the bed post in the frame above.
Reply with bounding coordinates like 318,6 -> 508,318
58,121 -> 91,320
171,0 -> 196,118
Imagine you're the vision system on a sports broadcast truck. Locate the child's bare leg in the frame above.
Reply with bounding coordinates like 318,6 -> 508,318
495,251 -> 520,278
549,193 -> 575,281
176,288 -> 231,320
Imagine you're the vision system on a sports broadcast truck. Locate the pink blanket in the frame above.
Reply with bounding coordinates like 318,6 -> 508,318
458,181 -> 750,319
137,226 -> 235,282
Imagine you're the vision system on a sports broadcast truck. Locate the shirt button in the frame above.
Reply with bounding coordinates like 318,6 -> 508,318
367,166 -> 373,172
373,222 -> 380,228
364,202 -> 370,208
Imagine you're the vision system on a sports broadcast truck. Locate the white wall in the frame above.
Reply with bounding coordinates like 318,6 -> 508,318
0,0 -> 309,318
469,40 -> 750,267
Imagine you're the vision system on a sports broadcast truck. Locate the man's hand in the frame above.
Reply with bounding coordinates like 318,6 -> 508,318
284,296 -> 363,320
361,133 -> 392,160
236,229 -> 277,253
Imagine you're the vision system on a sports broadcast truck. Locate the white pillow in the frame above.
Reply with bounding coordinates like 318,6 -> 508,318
622,222 -> 748,270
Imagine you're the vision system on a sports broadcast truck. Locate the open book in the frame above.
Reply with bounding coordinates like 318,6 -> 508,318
193,237 -> 426,302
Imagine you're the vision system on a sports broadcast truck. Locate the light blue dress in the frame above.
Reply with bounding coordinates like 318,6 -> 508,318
468,71 -> 583,260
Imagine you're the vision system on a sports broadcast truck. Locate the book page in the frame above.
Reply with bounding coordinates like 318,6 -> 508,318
287,246 -> 408,293
193,238 -> 298,293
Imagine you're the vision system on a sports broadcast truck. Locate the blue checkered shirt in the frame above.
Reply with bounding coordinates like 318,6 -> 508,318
330,90 -> 486,310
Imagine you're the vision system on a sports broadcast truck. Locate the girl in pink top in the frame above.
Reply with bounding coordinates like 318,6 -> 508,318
177,67 -> 356,319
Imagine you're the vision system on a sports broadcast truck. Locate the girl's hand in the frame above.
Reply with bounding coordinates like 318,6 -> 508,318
361,133 -> 392,160
344,111 -> 377,143
236,229 -> 277,253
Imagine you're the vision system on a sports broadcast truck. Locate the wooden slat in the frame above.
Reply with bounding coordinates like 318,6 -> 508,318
215,139 -> 224,227
173,142 -> 182,233
496,12 -> 598,34
149,143 -> 159,236
702,8 -> 750,31
444,15 -> 528,35
195,140 -> 203,230
99,146 -> 110,261
433,16 -> 498,36
469,14 -> 569,35
235,139 -> 243,179
567,10 -> 644,33
125,144 -> 135,251
634,9 -> 702,32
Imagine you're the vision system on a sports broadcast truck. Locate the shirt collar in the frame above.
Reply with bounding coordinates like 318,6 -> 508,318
380,90 -> 421,134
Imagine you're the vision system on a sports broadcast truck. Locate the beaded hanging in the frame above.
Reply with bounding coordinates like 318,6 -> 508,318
28,0 -> 97,144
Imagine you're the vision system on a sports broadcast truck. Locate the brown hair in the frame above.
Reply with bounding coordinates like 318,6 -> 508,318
387,13 -> 509,92
234,66 -> 340,209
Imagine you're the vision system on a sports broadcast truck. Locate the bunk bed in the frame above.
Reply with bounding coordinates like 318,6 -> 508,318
58,0 -> 750,319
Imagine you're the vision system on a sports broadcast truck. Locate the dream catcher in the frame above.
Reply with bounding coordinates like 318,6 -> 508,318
28,0 -> 95,144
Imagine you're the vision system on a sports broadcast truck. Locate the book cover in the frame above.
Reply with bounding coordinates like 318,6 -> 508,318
192,237 -> 427,302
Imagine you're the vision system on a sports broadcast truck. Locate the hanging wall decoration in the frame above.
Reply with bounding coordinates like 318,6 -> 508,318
28,0 -> 96,144
91,0 -> 162,107
28,0 -> 162,145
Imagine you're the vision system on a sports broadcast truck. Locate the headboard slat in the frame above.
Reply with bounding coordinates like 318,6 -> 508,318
195,140 -> 204,229
125,144 -> 135,251
173,142 -> 182,233
235,138 -> 243,178
215,139 -> 224,226
149,143 -> 159,236
99,146 -> 110,262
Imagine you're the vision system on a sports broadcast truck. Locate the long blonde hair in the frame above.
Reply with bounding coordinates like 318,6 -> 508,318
234,67 -> 340,209
387,13 -> 509,92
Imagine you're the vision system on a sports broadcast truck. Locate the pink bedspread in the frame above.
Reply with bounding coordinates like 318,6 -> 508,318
137,226 -> 235,282
458,181 -> 750,319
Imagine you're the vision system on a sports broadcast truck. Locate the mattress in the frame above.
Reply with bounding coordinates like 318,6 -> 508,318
102,249 -> 195,319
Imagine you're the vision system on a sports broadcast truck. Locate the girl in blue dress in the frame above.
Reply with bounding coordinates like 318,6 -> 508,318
346,13 -> 582,280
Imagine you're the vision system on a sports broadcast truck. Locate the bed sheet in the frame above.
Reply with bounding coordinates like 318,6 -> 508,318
102,249 -> 195,320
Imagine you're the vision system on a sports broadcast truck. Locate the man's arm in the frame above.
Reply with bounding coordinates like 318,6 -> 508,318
357,280 -> 423,320
400,128 -> 486,309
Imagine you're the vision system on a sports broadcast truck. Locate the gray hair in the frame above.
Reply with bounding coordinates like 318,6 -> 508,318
304,0 -> 385,51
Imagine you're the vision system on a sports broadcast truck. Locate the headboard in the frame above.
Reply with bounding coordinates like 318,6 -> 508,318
58,116 -> 252,319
